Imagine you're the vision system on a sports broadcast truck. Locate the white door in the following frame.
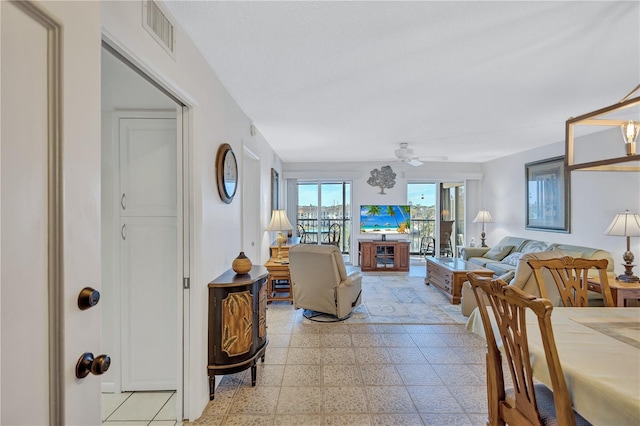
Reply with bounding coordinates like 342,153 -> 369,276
119,115 -> 178,391
1,1 -> 101,424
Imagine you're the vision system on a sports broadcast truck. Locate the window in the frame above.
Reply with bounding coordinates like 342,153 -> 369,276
297,181 -> 351,254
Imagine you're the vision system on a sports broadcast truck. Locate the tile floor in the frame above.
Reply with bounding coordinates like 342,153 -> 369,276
103,258 -> 494,425
102,391 -> 180,425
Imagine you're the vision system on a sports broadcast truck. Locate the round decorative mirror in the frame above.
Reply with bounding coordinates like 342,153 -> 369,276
215,143 -> 238,204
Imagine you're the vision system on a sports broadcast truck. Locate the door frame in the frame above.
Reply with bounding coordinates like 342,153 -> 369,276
242,146 -> 261,264
101,35 -> 195,420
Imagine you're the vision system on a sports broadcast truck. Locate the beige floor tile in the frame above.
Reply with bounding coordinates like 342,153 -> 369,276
359,364 -> 403,386
370,413 -> 424,426
282,364 -> 321,386
323,386 -> 369,414
323,413 -> 372,425
407,385 -> 463,413
322,347 -> 357,364
276,386 -> 322,414
365,386 -> 416,414
395,364 -> 443,386
273,414 -> 323,425
323,364 -> 363,386
228,385 -> 280,415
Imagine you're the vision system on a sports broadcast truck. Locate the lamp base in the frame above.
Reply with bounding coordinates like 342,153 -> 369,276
617,262 -> 639,283
480,231 -> 487,248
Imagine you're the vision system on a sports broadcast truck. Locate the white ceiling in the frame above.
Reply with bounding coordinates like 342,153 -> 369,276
163,1 -> 639,164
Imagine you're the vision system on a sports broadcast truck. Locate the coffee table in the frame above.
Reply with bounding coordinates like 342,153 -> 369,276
425,257 -> 494,304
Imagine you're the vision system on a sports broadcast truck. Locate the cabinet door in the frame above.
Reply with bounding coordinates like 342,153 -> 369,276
397,243 -> 410,270
360,242 -> 373,269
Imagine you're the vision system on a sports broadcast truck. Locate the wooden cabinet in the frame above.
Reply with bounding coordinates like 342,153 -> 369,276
359,240 -> 410,272
207,266 -> 268,400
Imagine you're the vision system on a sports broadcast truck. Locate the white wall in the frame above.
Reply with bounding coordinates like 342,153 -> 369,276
481,136 -> 640,277
100,2 -> 281,420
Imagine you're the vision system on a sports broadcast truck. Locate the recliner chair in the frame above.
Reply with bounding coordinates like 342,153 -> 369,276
288,244 -> 362,320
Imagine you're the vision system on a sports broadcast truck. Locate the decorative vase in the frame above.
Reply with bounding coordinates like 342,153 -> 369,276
232,251 -> 252,274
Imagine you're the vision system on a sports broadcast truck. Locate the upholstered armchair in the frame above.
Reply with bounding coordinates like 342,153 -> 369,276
288,244 -> 362,320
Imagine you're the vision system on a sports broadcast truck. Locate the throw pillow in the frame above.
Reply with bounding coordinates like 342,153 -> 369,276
482,245 -> 515,261
502,252 -> 524,267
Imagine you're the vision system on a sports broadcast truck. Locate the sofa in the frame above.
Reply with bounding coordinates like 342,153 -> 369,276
459,236 -> 615,316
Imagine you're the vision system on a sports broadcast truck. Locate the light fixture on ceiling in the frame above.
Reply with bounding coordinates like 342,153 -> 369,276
621,120 -> 639,155
605,210 -> 640,283
394,143 -> 423,167
566,83 -> 640,171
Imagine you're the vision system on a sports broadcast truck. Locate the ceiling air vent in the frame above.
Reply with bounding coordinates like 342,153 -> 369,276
142,0 -> 176,59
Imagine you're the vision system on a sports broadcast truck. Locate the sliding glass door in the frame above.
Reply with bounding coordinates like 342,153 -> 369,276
297,181 -> 351,254
407,182 -> 464,256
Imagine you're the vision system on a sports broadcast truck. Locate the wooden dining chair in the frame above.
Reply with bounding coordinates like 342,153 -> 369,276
296,223 -> 308,243
527,256 -> 614,307
325,223 -> 341,247
466,272 -> 592,426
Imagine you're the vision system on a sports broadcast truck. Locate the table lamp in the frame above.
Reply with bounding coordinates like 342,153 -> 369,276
266,210 -> 293,262
473,209 -> 494,247
605,210 -> 640,282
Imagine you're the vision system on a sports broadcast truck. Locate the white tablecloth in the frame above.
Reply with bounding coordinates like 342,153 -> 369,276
466,307 -> 640,426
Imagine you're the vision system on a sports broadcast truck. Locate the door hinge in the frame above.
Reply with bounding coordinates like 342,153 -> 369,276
183,277 -> 190,289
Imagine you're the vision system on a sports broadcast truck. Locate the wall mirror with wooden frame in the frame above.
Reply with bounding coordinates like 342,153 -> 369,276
216,143 -> 238,204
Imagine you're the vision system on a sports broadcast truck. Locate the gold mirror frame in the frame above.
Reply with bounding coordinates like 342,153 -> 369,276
566,85 -> 640,171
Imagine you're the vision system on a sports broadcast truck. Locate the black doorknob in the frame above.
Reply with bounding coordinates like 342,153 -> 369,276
75,352 -> 111,379
78,287 -> 100,310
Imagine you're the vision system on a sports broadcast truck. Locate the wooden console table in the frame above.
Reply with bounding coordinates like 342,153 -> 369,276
426,257 -> 493,304
359,239 -> 410,272
207,266 -> 268,400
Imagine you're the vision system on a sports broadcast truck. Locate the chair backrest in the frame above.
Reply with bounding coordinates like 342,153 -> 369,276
527,256 -> 614,307
419,235 -> 435,257
440,220 -> 454,255
326,223 -> 341,247
296,223 -> 307,243
289,244 -> 347,315
466,272 -> 577,426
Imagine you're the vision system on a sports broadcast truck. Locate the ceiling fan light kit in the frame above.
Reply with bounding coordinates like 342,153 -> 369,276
394,143 -> 424,167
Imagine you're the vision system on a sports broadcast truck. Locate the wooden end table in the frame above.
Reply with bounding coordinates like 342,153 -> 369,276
587,275 -> 640,307
264,258 -> 293,303
426,257 -> 494,304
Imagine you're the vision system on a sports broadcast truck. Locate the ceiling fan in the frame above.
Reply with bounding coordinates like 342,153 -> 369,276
394,143 -> 424,167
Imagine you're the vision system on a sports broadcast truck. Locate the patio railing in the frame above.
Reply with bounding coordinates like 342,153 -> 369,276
297,217 -> 438,255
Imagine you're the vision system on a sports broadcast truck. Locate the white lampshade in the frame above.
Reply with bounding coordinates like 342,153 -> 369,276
266,210 -> 293,232
473,210 -> 494,224
605,210 -> 640,237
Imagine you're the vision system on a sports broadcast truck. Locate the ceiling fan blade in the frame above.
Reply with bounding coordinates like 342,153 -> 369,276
405,158 -> 423,167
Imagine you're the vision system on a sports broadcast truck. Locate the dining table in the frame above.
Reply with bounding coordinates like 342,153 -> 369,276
466,307 -> 640,425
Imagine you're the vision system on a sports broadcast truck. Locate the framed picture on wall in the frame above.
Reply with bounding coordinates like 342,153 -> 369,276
271,168 -> 279,212
525,156 -> 570,232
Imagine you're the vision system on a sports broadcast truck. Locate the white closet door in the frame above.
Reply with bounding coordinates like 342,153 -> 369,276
119,118 -> 177,217
120,217 -> 178,390
119,115 -> 178,391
